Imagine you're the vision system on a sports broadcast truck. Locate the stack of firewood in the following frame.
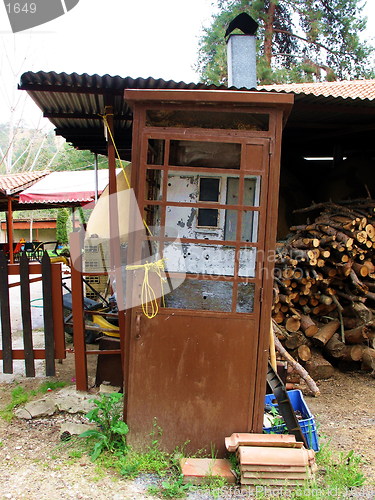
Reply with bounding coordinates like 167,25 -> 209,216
272,199 -> 375,381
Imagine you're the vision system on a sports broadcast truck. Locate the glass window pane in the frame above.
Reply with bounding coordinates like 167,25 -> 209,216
146,110 -> 269,131
164,242 -> 235,276
144,204 -> 161,235
167,172 -> 197,203
238,247 -> 257,278
244,175 -> 261,207
197,209 -> 218,227
241,210 -> 259,242
237,282 -> 255,313
223,210 -> 238,241
165,206 -> 239,242
169,140 -> 241,169
145,169 -> 163,201
164,279 -> 233,312
147,139 -> 165,165
199,177 -> 220,201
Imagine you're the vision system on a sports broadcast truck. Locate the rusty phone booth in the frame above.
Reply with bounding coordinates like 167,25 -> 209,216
122,89 -> 293,455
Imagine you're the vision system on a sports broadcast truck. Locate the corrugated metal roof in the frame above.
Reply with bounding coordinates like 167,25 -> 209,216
0,170 -> 50,195
260,80 -> 375,101
18,71 -> 375,160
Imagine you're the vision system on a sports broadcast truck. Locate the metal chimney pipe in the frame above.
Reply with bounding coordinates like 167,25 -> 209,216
227,34 -> 257,88
225,13 -> 258,89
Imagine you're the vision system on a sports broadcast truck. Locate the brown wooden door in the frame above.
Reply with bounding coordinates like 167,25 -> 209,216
124,130 -> 276,455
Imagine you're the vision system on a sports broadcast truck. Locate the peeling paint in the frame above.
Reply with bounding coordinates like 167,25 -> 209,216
186,208 -> 196,228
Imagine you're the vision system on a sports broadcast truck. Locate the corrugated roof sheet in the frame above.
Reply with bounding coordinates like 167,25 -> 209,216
0,170 -> 50,195
260,80 -> 375,101
18,71 -> 375,161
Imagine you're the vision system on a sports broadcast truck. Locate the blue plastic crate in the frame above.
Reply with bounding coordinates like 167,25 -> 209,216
263,389 -> 319,451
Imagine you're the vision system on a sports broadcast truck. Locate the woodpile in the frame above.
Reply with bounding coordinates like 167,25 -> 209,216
272,199 -> 375,383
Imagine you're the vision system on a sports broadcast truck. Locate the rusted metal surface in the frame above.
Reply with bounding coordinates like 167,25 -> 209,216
95,337 -> 123,387
252,108 -> 285,431
127,312 -> 257,456
123,91 -> 292,454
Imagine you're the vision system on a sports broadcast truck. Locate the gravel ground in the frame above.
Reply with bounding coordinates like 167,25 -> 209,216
0,345 -> 374,499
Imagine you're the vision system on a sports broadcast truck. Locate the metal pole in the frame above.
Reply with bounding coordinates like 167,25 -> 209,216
94,153 -> 99,204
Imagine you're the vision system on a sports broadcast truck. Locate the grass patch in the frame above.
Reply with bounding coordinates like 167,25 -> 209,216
71,395 -> 369,499
0,380 -> 68,421
0,386 -> 30,421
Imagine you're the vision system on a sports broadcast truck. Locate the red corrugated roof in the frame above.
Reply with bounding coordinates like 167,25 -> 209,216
259,80 -> 375,101
0,170 -> 50,195
19,169 -> 120,204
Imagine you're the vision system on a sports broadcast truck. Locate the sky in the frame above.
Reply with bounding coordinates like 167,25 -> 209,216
0,0 -> 374,129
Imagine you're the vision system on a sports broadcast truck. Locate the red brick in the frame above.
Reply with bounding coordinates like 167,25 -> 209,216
180,458 -> 236,485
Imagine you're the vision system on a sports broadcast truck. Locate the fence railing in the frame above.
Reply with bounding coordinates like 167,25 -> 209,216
0,251 -> 65,377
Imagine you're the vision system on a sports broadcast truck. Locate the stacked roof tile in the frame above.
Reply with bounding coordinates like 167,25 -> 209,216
0,170 -> 50,195
260,80 -> 375,101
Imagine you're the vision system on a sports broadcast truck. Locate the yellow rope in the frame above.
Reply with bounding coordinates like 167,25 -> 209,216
100,113 -> 131,189
126,259 -> 166,319
100,113 -> 165,318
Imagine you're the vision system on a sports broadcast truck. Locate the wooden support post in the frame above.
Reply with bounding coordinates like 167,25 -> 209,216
51,263 -> 66,360
0,251 -> 13,373
105,103 -> 125,373
7,197 -> 14,264
70,230 -> 88,391
20,253 -> 35,377
42,252 -> 55,376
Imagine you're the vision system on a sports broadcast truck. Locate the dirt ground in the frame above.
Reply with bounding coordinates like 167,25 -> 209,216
0,347 -> 374,499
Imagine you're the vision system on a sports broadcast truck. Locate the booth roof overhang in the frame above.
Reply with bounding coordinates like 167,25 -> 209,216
18,72 -> 375,161
18,169 -> 121,206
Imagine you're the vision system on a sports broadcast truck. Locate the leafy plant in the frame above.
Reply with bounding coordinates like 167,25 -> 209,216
268,406 -> 285,427
149,475 -> 190,498
79,393 -> 128,461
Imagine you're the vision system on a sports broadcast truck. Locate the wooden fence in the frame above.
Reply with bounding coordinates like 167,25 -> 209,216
0,251 -> 65,377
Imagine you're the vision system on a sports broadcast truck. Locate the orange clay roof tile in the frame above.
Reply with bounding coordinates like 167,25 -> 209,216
260,80 -> 375,101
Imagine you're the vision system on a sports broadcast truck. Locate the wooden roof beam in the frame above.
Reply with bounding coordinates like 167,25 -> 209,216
44,112 -> 132,120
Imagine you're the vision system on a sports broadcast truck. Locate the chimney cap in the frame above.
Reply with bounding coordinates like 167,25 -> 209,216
225,12 -> 258,39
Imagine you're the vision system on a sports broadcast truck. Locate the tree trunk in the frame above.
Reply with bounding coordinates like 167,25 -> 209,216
305,349 -> 334,380
312,320 -> 340,347
361,347 -> 375,375
263,1 -> 277,66
272,326 -> 320,396
344,325 -> 369,344
300,314 -> 319,337
325,333 -> 363,362
291,345 -> 312,362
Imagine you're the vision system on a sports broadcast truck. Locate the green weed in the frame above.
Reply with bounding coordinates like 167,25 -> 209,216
148,475 -> 190,498
0,381 -> 68,421
79,392 -> 128,461
0,386 -> 30,421
36,380 -> 67,393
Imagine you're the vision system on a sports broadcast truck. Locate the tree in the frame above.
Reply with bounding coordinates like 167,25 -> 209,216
0,123 -> 108,174
196,0 -> 374,85
56,208 -> 72,245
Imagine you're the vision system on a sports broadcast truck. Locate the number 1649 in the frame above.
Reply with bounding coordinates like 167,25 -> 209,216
5,3 -> 37,14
